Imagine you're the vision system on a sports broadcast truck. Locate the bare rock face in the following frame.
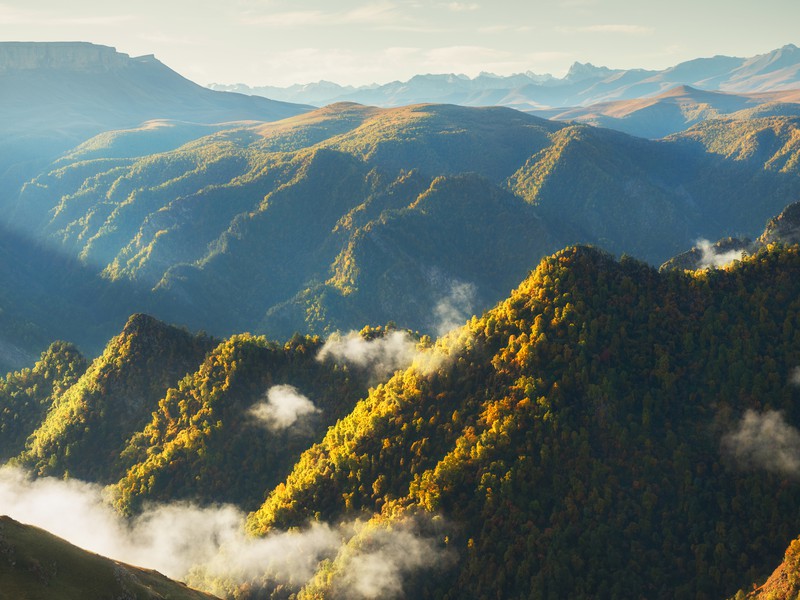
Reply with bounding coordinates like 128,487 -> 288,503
661,200 -> 800,271
0,41 -> 135,72
759,201 -> 800,246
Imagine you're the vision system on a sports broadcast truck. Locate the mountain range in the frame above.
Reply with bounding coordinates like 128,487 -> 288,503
209,44 -> 800,111
4,41 -> 800,599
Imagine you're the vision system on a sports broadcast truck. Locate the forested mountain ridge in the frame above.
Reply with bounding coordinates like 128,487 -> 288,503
0,341 -> 87,463
6,41 -> 800,600
0,315 -> 381,513
0,221 -> 164,374
13,314 -> 216,482
110,330 -> 375,514
244,243 -> 800,599
11,103 -> 800,347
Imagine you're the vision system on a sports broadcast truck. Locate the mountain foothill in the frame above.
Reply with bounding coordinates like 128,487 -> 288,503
4,41 -> 800,599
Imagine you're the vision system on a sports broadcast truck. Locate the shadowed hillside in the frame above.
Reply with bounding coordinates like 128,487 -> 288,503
0,516 -> 218,600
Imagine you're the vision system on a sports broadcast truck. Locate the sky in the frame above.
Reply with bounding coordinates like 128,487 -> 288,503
0,0 -> 798,87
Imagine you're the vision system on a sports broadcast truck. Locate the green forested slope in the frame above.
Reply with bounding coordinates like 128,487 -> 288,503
3,244 -> 800,598
0,222 -> 162,373
247,244 -> 800,600
111,332 -> 372,514
0,318 -> 376,513
0,342 -> 87,462
739,535 -> 800,599
14,314 -> 215,481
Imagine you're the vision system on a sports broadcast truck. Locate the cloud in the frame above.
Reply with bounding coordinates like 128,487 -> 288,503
242,1 -> 407,28
696,239 -> 744,269
0,468 -> 336,591
722,410 -> 800,477
376,24 -> 446,33
139,32 -> 206,47
249,384 -> 319,430
433,281 -> 476,335
333,519 -> 450,599
240,47 -> 414,86
478,24 -> 533,34
317,327 -> 471,382
558,24 -> 654,35
0,5 -> 134,26
344,1 -> 402,24
244,44 -> 564,87
419,46 -> 560,80
384,46 -> 422,60
0,466 -> 448,598
316,283 -> 475,380
425,45 -> 510,64
445,2 -> 479,11
317,330 -> 419,379
243,9 -> 326,26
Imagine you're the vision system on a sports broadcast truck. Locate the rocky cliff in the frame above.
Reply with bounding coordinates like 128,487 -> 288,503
0,41 -> 136,71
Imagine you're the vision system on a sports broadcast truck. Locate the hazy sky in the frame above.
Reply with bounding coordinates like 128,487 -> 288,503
0,0 -> 798,87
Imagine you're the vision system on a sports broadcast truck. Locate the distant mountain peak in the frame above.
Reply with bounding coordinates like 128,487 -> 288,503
564,61 -> 615,82
759,200 -> 800,245
739,42 -> 800,74
660,84 -> 699,95
408,73 -> 468,84
769,43 -> 800,57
